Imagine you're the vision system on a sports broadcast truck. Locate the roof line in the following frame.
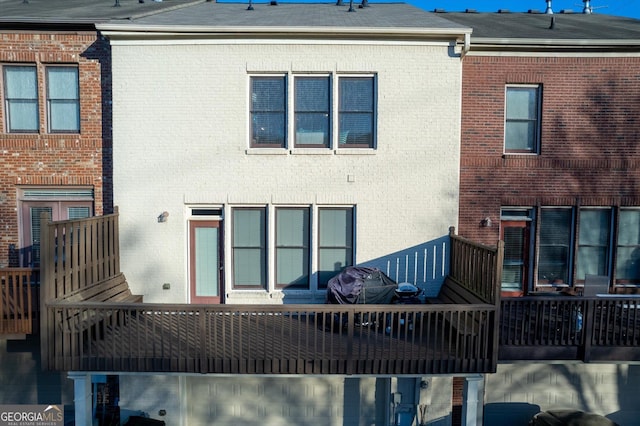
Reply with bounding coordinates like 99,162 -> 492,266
96,23 -> 472,39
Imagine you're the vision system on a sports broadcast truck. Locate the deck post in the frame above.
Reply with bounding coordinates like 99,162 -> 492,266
68,372 -> 93,426
461,374 -> 484,426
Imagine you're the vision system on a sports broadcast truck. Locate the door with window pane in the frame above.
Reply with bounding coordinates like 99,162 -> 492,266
20,201 -> 92,267
190,220 -> 223,304
500,221 -> 530,293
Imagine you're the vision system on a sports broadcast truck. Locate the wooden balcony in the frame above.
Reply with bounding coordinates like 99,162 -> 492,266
44,302 -> 498,375
26,209 -> 640,375
500,295 -> 640,362
35,211 -> 502,375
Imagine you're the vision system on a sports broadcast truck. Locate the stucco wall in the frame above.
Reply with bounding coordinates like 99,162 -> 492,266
110,39 -> 461,303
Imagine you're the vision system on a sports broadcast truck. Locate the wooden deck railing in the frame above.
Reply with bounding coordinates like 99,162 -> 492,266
500,295 -> 640,362
44,302 -> 498,375
0,268 -> 39,335
40,209 -> 121,369
36,212 -> 503,374
448,227 -> 504,305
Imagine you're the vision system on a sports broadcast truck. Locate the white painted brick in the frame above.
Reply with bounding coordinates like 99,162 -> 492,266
111,40 -> 461,302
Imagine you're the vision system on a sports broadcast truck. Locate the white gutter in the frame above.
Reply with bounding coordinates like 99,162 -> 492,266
458,37 -> 640,55
96,23 -> 472,41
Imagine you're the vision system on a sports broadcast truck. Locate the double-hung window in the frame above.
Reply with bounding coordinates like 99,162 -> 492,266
250,76 -> 286,148
318,207 -> 354,288
576,208 -> 612,280
339,77 -> 375,148
276,207 -> 310,288
46,66 -> 80,133
232,205 -> 354,290
505,85 -> 541,154
537,208 -> 573,285
250,74 -> 376,149
232,207 -> 267,288
295,77 -> 330,148
3,65 -> 39,132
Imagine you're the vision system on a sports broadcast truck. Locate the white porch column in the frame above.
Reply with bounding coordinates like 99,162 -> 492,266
461,375 -> 484,426
68,372 -> 93,426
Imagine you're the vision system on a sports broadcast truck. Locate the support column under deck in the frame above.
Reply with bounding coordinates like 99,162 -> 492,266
461,375 -> 484,426
68,372 -> 93,426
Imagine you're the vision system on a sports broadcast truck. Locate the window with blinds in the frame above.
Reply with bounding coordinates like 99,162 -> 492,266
294,77 -> 330,148
250,77 -> 286,148
249,73 -> 376,150
339,77 -> 375,148
538,208 -> 573,284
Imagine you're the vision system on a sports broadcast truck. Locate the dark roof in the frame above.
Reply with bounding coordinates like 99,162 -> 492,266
0,0 -> 202,23
441,11 -> 640,41
100,2 -> 469,34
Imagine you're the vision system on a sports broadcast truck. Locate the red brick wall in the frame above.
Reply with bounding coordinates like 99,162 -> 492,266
0,30 -> 111,267
459,55 -> 640,244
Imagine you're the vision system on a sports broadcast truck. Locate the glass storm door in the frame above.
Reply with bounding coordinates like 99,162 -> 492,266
500,220 -> 530,294
190,220 -> 223,304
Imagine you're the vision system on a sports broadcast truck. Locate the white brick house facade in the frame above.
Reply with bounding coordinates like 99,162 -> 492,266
107,34 -> 465,304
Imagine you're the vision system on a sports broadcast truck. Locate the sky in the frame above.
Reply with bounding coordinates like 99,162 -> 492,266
416,1 -> 640,18
225,0 -> 640,19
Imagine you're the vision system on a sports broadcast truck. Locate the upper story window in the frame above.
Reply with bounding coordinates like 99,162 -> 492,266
250,76 -> 286,148
2,64 -> 80,134
339,77 -> 375,148
295,76 -> 330,148
3,65 -> 39,132
46,66 -> 80,133
504,85 -> 541,154
250,73 -> 376,150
